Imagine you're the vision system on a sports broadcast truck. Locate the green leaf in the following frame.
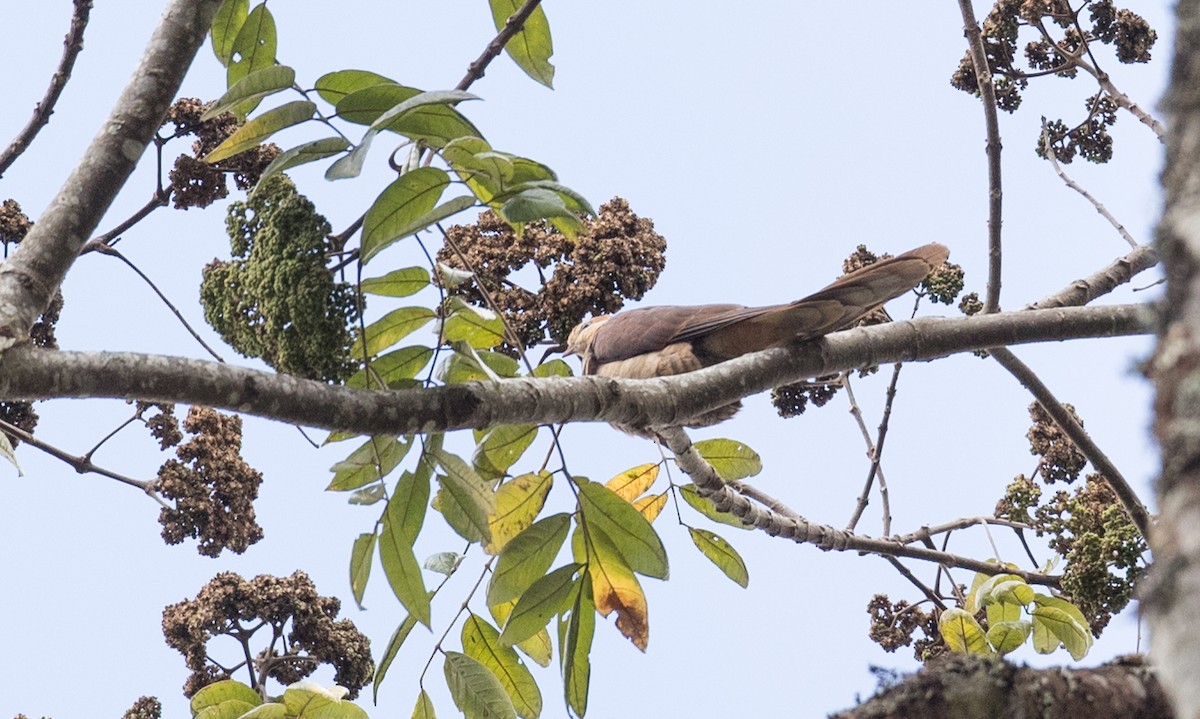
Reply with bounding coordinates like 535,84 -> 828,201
349,484 -> 386,506
281,684 -> 368,719
443,651 -> 517,719
462,615 -> 542,719
362,267 -> 432,297
210,0 -> 249,65
410,690 -> 436,719
328,436 -> 409,491
687,528 -> 749,588
191,680 -> 262,714
510,179 -> 594,216
474,425 -> 538,480
558,574 -> 593,717
488,0 -> 555,88
678,484 -> 748,529
489,513 -> 571,606
499,563 -> 582,646
315,69 -> 396,105
374,613 -> 419,703
204,100 -> 315,163
237,703 -> 287,719
985,598 -> 1022,628
577,479 -> 669,579
195,700 -> 257,719
443,137 -> 513,202
336,84 -> 483,147
259,137 -> 351,182
347,346 -> 434,390
443,301 -> 506,349
325,131 -> 376,180
531,359 -> 572,378
433,447 -> 496,539
693,438 -> 762,480
486,471 -> 553,554
350,532 -> 376,609
362,167 -> 449,257
369,90 -> 480,134
500,187 -> 575,223
424,551 -> 465,575
992,579 -> 1036,607
509,157 -> 557,184
204,65 -> 296,120
939,607 -> 991,655
986,619 -> 1032,655
440,348 -> 521,384
380,471 -> 431,627
226,4 -> 277,114
1032,593 -> 1093,647
374,196 -> 478,264
1031,606 -> 1091,660
352,307 -> 436,358
489,599 -> 553,668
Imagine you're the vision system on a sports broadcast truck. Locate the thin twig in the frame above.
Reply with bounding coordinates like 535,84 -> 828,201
1040,119 -> 1139,248
0,417 -> 160,496
958,0 -> 1005,314
90,243 -> 225,361
456,0 -> 546,92
843,374 -> 888,532
882,555 -> 949,610
0,0 -> 92,177
989,346 -> 1152,538
890,516 -> 1033,545
82,184 -> 174,252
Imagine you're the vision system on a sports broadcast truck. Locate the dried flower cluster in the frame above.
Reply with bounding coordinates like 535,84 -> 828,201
437,197 -> 666,352
154,406 -> 264,557
165,98 -> 280,210
162,571 -> 372,698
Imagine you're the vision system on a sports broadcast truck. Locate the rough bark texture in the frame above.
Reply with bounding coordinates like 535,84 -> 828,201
0,305 -> 1149,435
832,654 -> 1171,719
1146,2 -> 1200,717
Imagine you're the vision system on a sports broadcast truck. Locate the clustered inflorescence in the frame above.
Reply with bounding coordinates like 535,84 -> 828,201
161,571 -> 373,698
437,197 -> 667,354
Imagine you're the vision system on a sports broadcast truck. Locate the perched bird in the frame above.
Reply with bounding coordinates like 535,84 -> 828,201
565,242 -> 949,428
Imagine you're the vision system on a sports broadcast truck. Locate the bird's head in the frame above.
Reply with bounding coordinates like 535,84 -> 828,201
564,315 -> 612,358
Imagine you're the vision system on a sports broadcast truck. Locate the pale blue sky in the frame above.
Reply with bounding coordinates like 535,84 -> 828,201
0,2 -> 1171,717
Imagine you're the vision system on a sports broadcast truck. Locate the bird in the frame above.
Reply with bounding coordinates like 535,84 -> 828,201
565,242 -> 950,429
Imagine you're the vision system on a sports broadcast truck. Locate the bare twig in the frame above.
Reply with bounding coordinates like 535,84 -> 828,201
1040,120 -> 1138,248
456,0 -> 545,92
890,516 -> 1034,545
958,0 -> 1005,314
1026,243 -> 1159,309
0,0 -> 92,177
90,243 -> 225,362
989,346 -> 1152,539
0,417 -> 160,497
83,184 -> 174,253
881,555 -> 949,610
843,374 -> 891,533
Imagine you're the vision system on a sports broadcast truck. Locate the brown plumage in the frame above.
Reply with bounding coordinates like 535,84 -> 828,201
565,242 -> 949,428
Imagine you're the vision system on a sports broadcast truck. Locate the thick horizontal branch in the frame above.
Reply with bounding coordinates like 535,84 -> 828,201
0,304 -> 1152,435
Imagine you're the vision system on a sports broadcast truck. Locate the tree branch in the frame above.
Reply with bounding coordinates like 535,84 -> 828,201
0,304 -> 1151,436
658,426 -> 1058,584
958,0 -> 1005,313
0,0 -> 221,342
0,0 -> 92,178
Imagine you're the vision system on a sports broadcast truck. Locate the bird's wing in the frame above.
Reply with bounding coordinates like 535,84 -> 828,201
587,304 -> 749,364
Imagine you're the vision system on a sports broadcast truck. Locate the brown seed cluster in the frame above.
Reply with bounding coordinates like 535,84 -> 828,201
0,198 -> 31,245
867,594 -> 946,661
154,407 -> 264,557
120,697 -> 162,719
162,571 -> 373,698
437,197 -> 667,353
165,98 -> 280,210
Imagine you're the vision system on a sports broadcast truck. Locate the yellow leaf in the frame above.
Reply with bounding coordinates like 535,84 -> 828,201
632,493 -> 668,523
584,528 -> 649,651
486,471 -> 552,554
605,463 -> 659,502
